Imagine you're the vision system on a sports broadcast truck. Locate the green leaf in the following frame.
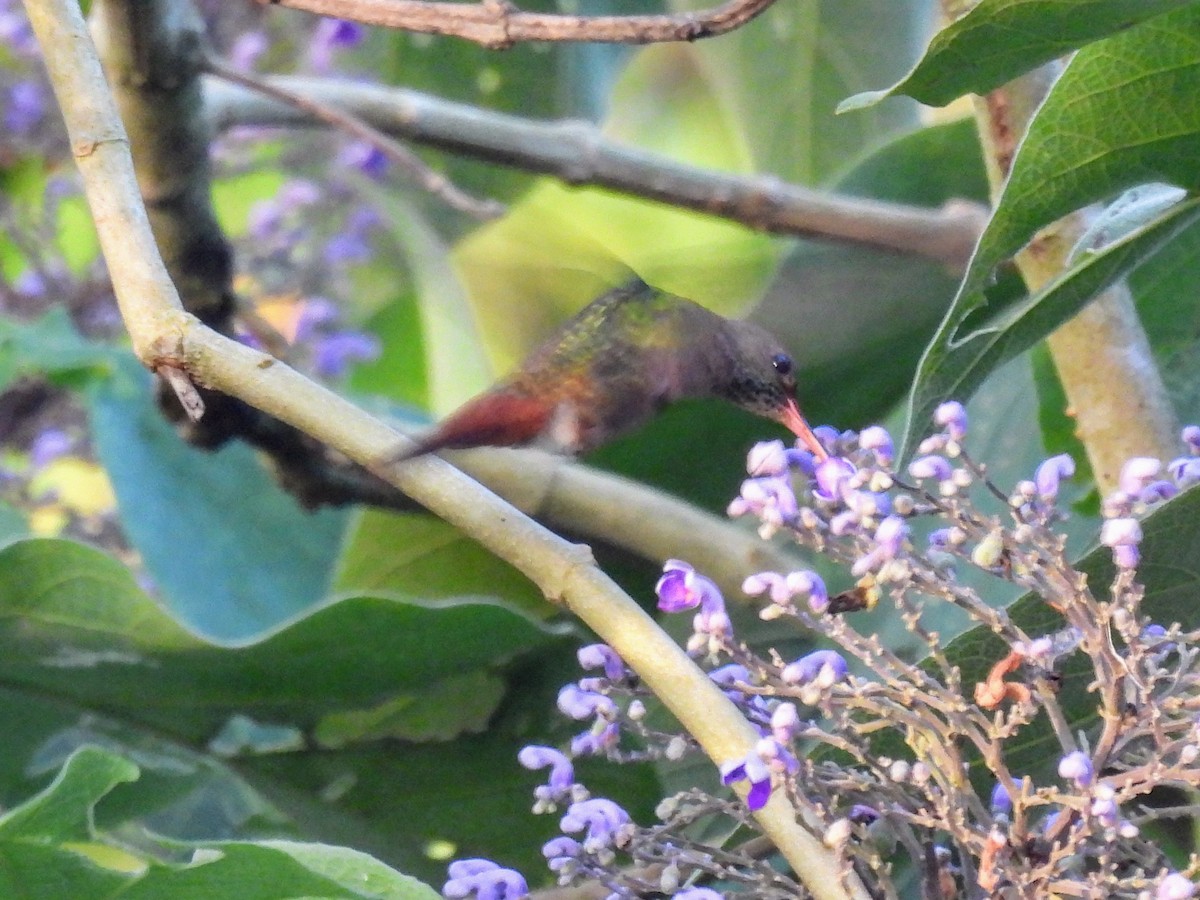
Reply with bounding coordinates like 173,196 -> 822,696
313,671 -> 505,747
0,746 -> 138,842
901,5 -> 1200,455
842,0 -> 1194,110
119,841 -> 440,900
904,196 -> 1200,458
0,538 -> 552,742
674,0 -> 927,183
334,509 -> 554,621
1128,216 -> 1200,426
87,359 -> 349,640
0,309 -> 115,393
0,746 -> 441,898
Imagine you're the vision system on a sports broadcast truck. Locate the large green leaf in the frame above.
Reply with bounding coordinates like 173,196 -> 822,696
900,5 -> 1200,454
843,0 -> 1194,109
904,197 -> 1200,457
0,538 -> 552,741
86,361 -> 349,640
0,308 -> 115,393
673,0 -> 927,184
0,746 -> 441,900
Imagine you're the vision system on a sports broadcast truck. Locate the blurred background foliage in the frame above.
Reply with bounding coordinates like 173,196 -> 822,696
1,0 -> 1200,895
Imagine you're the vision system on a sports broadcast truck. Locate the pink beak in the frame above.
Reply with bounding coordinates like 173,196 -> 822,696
780,398 -> 828,460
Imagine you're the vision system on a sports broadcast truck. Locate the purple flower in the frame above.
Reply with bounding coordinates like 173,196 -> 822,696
1058,750 -> 1094,787
1034,453 -> 1075,502
1119,457 -> 1162,495
908,454 -> 951,482
5,80 -> 45,135
746,439 -> 789,476
990,782 -> 1012,816
787,570 -> 828,614
1101,517 -> 1142,570
1158,873 -> 1196,900
313,331 -> 381,378
229,30 -> 269,71
29,428 -> 71,466
1169,456 -> 1200,488
721,751 -> 772,810
279,179 -> 322,210
781,650 -> 847,688
443,859 -> 528,900
1184,425 -> 1200,455
770,702 -> 801,743
858,425 -> 894,465
0,11 -> 37,56
851,515 -> 908,577
655,559 -> 721,613
1141,480 -> 1178,504
673,890 -> 724,900
556,684 -> 615,720
727,476 -> 798,528
310,17 -> 364,72
708,663 -> 751,703
756,735 -> 799,775
541,836 -> 580,873
812,457 -> 856,503
1090,783 -> 1118,828
13,268 -> 46,298
338,139 -> 389,179
518,746 -> 575,807
560,798 -> 631,851
569,721 -> 619,756
741,571 -> 791,605
323,231 -> 372,266
577,643 -> 625,681
247,200 -> 283,241
294,297 -> 340,342
934,401 -> 967,440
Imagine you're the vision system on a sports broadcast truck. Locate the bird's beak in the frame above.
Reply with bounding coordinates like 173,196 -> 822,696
780,398 -> 828,460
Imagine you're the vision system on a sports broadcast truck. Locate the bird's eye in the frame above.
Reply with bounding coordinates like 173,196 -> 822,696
771,353 -> 793,377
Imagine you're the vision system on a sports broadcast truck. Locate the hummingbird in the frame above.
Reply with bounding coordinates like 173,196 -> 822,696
392,278 -> 828,461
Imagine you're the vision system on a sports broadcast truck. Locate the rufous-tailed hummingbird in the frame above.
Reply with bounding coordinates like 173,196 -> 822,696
393,278 -> 827,460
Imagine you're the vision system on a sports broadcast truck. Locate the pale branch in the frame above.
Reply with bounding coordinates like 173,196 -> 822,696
25,3 -> 868,894
86,0 -> 810,595
257,0 -> 780,49
205,57 -> 503,220
205,75 -> 988,271
968,63 -> 1179,491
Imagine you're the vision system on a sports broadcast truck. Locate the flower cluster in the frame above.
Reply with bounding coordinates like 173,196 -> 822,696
447,404 -> 1200,899
712,403 -> 1200,897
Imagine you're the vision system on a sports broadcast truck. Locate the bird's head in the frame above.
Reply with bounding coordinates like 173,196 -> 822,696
718,321 -> 828,460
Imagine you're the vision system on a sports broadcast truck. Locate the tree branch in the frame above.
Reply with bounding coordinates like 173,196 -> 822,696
206,75 -> 987,270
257,0 -> 780,49
205,57 -> 503,220
24,1 -> 867,895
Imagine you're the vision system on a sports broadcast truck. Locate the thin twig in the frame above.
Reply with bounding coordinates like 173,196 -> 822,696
206,57 -> 503,221
205,76 -> 988,270
257,0 -> 780,48
156,363 -> 206,420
